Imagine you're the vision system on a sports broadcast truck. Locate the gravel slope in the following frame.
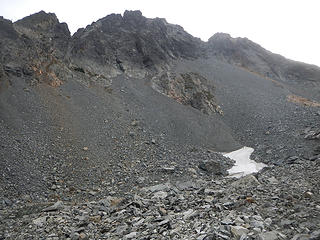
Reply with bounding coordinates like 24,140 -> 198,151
1,57 -> 319,240
0,70 -> 239,200
175,58 -> 320,164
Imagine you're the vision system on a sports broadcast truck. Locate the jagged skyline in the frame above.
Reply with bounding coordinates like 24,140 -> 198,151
1,0 -> 320,67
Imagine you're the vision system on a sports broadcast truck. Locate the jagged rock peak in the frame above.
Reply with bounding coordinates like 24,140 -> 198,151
69,10 -> 205,78
12,10 -> 70,51
123,10 -> 143,18
0,16 -> 18,40
89,10 -> 174,32
121,10 -> 170,26
0,16 -> 12,24
208,32 -> 233,41
208,32 -> 260,48
93,10 -> 144,23
15,11 -> 60,30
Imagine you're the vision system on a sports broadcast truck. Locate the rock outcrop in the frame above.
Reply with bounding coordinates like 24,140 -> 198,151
151,72 -> 222,114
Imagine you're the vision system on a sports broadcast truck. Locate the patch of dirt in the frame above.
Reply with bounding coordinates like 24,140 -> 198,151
287,94 -> 320,107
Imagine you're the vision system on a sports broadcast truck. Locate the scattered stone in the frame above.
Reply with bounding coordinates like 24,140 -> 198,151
176,180 -> 199,191
309,155 -> 320,161
221,216 -> 234,225
204,188 -> 216,195
153,191 -> 168,199
137,176 -> 145,184
311,230 -> 320,239
43,201 -> 64,212
145,183 -> 170,192
70,232 -> 80,240
204,196 -> 214,203
291,234 -> 312,240
303,191 -> 313,199
251,220 -> 264,229
158,219 -> 170,226
79,233 -> 87,239
89,191 -> 97,196
286,156 -> 299,164
183,209 -> 199,220
89,215 -> 101,223
33,216 -> 47,227
161,166 -> 176,173
265,218 -> 272,226
304,128 -> 320,140
188,167 -> 198,175
246,196 -> 255,203
198,160 -> 224,175
159,207 -> 167,216
230,226 -> 249,238
131,120 -> 139,126
231,175 -> 260,188
267,176 -> 279,184
124,232 -> 138,239
258,231 -> 279,240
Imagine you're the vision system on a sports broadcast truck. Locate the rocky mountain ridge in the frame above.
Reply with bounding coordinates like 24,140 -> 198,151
207,32 -> 320,85
2,10 -> 320,114
2,10 -> 320,86
69,10 -> 205,79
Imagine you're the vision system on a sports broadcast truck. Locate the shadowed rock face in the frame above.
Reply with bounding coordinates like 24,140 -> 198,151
0,11 -> 72,88
69,10 -> 205,78
14,10 -> 71,59
206,32 -> 320,84
0,17 -> 19,40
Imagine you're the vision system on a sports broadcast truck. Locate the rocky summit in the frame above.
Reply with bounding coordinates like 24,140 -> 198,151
0,10 -> 320,240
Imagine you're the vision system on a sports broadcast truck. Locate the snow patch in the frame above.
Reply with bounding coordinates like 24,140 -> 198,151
224,147 -> 266,178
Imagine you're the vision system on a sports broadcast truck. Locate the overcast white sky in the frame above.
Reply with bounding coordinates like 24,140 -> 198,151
1,0 -> 320,66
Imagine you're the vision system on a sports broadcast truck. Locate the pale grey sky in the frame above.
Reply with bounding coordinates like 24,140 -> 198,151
1,0 -> 320,67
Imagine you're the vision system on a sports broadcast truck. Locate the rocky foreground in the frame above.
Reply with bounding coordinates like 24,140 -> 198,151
1,154 -> 320,240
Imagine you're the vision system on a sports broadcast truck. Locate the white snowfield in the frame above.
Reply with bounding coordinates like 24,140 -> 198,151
224,147 -> 266,178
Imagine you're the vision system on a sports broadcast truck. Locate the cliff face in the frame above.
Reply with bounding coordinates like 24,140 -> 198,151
0,11 -> 71,88
69,10 -> 205,78
14,10 -> 70,56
